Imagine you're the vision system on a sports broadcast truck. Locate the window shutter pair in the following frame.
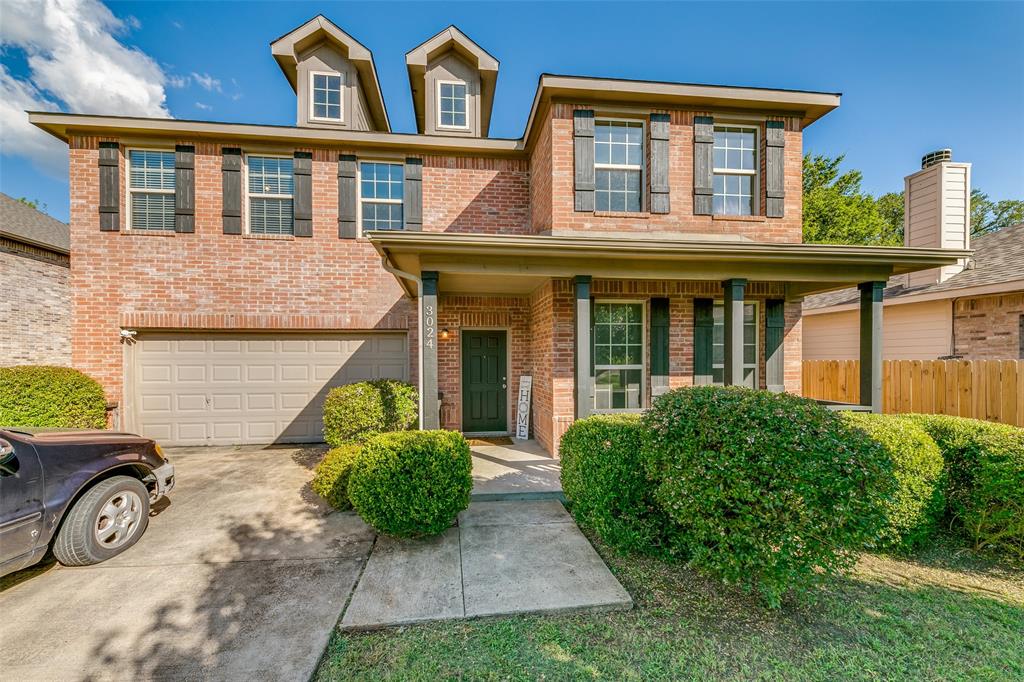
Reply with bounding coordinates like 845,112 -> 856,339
98,142 -> 119,231
221,147 -> 243,234
693,116 -> 714,216
649,115 -> 671,214
336,156 -> 422,239
292,151 -> 313,237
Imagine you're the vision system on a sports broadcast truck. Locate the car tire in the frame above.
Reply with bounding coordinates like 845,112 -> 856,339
52,476 -> 151,567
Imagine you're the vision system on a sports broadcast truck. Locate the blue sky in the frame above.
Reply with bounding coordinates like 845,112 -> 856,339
1,1 -> 1021,223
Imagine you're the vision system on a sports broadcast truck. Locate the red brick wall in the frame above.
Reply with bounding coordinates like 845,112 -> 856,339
0,238 -> 70,366
954,292 -> 1024,359
533,104 -> 803,242
423,156 -> 530,234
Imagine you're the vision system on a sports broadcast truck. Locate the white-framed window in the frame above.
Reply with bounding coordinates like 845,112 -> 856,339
712,125 -> 758,216
359,161 -> 404,231
437,80 -> 468,129
127,149 -> 175,231
246,155 -> 294,235
594,301 -> 645,410
310,71 -> 343,121
711,301 -> 758,387
594,119 -> 644,212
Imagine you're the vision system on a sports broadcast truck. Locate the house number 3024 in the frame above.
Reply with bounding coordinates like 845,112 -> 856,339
424,304 -> 435,348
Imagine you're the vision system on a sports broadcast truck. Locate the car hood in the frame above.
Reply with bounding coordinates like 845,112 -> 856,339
1,428 -> 152,445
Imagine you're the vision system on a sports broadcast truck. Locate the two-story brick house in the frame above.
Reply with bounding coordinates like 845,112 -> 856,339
30,16 -> 967,453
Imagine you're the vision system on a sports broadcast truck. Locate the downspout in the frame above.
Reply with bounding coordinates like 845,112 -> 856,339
380,254 -> 425,428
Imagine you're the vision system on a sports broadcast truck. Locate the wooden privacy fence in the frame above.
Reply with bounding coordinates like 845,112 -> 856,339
802,359 -> 1024,427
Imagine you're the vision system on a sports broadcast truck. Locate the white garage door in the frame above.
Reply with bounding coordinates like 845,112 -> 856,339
128,332 -> 409,446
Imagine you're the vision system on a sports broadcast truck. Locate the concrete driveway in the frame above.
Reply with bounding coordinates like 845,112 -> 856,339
0,444 -> 374,681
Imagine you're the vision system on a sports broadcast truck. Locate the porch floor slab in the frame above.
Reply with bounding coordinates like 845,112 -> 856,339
338,500 -> 631,631
470,439 -> 562,500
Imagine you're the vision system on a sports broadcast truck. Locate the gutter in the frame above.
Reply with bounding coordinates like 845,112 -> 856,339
378,253 -> 425,429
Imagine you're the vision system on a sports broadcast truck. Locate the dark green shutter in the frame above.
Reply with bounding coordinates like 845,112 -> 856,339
221,147 -> 242,234
693,298 -> 714,385
649,114 -> 670,214
573,110 -> 595,212
98,142 -> 119,231
403,157 -> 422,231
766,299 -> 785,392
651,297 -> 670,397
693,116 -> 714,215
174,144 -> 195,233
765,121 -> 785,218
338,154 -> 357,238
293,151 -> 313,237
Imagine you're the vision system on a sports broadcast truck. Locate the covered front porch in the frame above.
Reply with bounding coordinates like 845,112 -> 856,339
370,232 -> 968,456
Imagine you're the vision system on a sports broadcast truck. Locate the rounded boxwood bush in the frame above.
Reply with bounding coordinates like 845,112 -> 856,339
843,412 -> 945,550
311,445 -> 362,510
322,379 -> 418,446
560,414 -> 681,557
0,365 -> 107,429
348,430 -> 472,538
642,386 -> 892,607
902,414 -> 1024,560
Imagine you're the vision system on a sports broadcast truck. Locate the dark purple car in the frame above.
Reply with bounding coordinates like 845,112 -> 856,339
0,428 -> 175,577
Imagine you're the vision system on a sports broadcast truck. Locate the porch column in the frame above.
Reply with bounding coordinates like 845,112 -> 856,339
574,275 -> 592,420
859,281 -> 885,413
722,278 -> 747,386
421,271 -> 440,429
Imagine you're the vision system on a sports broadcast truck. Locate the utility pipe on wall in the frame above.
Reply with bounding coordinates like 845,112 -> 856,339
379,255 -> 425,428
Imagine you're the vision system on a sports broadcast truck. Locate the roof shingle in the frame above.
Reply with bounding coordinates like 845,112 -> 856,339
0,193 -> 70,254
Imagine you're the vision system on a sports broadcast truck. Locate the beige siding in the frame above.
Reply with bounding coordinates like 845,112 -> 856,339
803,300 -> 953,360
905,162 -> 971,287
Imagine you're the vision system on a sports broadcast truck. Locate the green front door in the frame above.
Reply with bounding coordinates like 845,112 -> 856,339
462,330 -> 507,432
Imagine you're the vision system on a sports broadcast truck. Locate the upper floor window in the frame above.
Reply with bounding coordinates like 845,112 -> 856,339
247,156 -> 294,235
594,120 -> 643,212
127,149 -> 175,231
594,301 -> 644,411
711,301 -> 758,387
713,126 -> 757,216
438,81 -> 468,129
311,71 -> 343,121
360,162 -> 404,231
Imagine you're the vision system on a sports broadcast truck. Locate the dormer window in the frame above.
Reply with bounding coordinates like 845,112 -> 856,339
438,81 -> 468,129
310,71 -> 343,121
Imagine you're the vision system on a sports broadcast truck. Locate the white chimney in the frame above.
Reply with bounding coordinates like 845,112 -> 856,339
903,149 -> 971,286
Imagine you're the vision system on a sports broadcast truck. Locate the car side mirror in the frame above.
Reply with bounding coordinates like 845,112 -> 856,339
0,439 -> 18,476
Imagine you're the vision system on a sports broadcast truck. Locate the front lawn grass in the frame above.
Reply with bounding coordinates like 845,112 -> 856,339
316,535 -> 1023,681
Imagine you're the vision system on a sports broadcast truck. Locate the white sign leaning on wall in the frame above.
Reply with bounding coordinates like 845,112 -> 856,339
515,376 -> 532,440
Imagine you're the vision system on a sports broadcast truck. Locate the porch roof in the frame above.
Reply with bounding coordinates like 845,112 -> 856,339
368,231 -> 971,299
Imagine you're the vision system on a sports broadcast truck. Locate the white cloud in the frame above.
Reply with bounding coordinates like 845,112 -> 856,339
191,72 -> 221,92
0,0 -> 172,176
194,102 -> 212,111
167,74 -> 189,88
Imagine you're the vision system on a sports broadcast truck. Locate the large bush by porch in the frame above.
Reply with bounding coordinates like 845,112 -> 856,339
322,379 -> 418,446
0,365 -> 107,429
640,387 -> 892,607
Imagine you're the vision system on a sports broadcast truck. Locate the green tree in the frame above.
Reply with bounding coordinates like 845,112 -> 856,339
970,189 -> 1024,236
802,154 -> 900,246
16,197 -> 48,214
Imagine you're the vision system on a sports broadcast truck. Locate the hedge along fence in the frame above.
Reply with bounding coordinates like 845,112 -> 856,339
0,366 -> 107,429
803,359 -> 1024,427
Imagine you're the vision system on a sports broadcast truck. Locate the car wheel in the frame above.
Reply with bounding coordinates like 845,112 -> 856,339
52,476 -> 151,567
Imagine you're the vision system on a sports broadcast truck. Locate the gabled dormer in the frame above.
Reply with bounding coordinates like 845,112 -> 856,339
405,26 -> 499,138
271,15 -> 390,132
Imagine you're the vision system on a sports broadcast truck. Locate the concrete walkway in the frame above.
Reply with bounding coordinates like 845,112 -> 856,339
340,500 -> 632,630
470,439 -> 562,500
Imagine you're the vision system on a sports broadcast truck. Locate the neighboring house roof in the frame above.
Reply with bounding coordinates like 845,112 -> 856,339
0,192 -> 70,255
804,222 -> 1024,311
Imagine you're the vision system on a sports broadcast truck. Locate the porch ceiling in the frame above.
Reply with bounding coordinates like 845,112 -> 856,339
368,232 -> 971,299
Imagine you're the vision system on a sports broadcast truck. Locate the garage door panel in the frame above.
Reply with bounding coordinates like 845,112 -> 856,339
130,332 -> 408,446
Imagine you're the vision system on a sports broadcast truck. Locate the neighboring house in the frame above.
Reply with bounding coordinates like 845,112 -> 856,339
0,193 -> 71,367
805,153 -> 1023,361
28,16 -> 967,452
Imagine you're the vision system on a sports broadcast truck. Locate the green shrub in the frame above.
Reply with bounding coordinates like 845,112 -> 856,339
902,414 -> 1024,560
311,445 -> 362,510
560,414 -> 681,557
322,379 -> 418,447
0,365 -> 107,429
642,386 -> 892,607
843,413 -> 946,550
348,430 -> 472,538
